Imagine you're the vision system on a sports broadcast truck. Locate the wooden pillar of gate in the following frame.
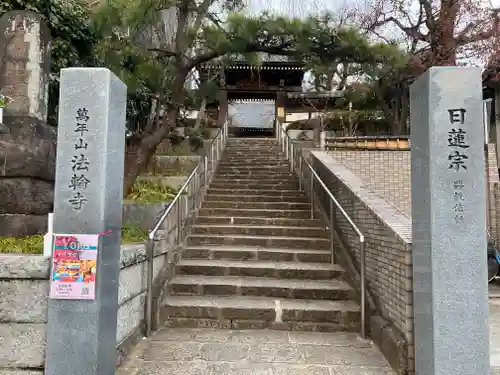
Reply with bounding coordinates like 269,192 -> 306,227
275,90 -> 286,138
218,71 -> 228,127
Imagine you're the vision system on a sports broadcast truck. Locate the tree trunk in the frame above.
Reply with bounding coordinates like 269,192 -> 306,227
123,138 -> 157,197
122,106 -> 180,196
122,67 -> 189,196
433,1 -> 459,66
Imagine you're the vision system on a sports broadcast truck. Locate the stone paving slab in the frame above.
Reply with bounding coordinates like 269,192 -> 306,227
489,282 -> 500,372
491,298 -> 500,370
117,328 -> 395,375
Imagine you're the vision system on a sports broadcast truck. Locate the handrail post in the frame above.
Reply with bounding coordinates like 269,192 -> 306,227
177,200 -> 181,246
145,237 -> 154,337
193,170 -> 197,212
310,175 -> 314,219
290,142 -> 294,172
360,239 -> 366,339
216,136 -> 219,163
330,200 -> 335,264
211,145 -> 215,176
204,156 -> 208,186
298,157 -> 303,191
219,131 -> 222,155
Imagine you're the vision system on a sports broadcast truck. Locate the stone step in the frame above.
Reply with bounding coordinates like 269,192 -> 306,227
168,275 -> 354,300
182,245 -> 331,263
194,216 -> 322,227
222,151 -> 285,159
221,156 -> 287,162
227,138 -> 277,142
197,208 -> 312,219
215,170 -> 296,176
217,166 -> 291,173
218,161 -> 289,167
225,146 -> 280,150
175,259 -> 342,279
207,188 -> 305,197
211,178 -> 299,186
191,224 -> 327,238
211,176 -> 296,182
210,179 -> 299,189
225,145 -> 280,149
214,173 -> 296,180
187,234 -> 329,249
216,169 -> 293,175
161,295 -> 360,332
203,194 -> 309,203
201,200 -> 310,210
225,142 -> 279,146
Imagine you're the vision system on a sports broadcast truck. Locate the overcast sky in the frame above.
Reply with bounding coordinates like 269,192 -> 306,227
245,0 -> 336,18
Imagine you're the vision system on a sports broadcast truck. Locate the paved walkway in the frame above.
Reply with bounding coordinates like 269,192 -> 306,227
117,328 -> 395,375
491,283 -> 500,371
114,282 -> 500,375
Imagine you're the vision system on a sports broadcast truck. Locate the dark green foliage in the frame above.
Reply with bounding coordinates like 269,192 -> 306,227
0,0 -> 97,126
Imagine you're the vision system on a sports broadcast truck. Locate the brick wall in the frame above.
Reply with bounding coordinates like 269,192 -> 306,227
328,150 -> 411,217
330,147 -> 500,227
310,151 -> 414,375
487,144 -> 500,240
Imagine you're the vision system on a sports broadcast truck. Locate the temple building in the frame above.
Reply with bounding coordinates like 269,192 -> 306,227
198,55 -> 342,136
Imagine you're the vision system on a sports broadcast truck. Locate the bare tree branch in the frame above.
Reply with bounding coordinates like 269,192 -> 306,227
372,16 -> 429,42
457,9 -> 500,45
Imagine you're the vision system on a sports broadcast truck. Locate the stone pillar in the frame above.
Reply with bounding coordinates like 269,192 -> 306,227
410,67 -> 489,374
45,68 -> 127,375
0,11 -> 54,236
0,11 -> 51,121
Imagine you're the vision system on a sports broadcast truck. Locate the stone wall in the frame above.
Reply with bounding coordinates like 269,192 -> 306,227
310,151 -> 413,375
123,201 -> 172,231
0,117 -> 57,236
0,12 -> 54,237
146,155 -> 200,176
0,242 -> 175,374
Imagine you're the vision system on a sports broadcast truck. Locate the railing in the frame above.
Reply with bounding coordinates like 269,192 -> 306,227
144,120 -> 229,337
276,122 -> 367,339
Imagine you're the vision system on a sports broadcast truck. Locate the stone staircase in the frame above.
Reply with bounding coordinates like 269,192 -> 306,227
160,137 -> 361,332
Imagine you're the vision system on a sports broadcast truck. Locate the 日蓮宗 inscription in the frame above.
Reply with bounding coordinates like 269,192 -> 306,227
446,108 -> 469,224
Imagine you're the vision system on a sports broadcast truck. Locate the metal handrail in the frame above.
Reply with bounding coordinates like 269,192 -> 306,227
147,165 -> 199,237
276,122 -> 367,339
144,120 -> 228,337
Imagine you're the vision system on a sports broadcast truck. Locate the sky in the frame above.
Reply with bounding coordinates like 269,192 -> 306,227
245,0 -> 334,17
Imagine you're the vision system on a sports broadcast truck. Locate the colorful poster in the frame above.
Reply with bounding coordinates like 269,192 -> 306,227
49,234 -> 98,300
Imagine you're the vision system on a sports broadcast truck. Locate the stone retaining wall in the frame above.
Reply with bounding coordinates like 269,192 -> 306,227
123,201 -> 171,231
310,151 -> 413,375
147,155 -> 200,176
0,242 -> 175,374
